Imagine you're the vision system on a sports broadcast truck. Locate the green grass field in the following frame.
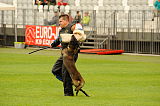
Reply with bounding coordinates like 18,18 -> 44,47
0,48 -> 160,106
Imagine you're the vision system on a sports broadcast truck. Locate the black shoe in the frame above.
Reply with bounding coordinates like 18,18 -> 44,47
64,93 -> 74,96
152,18 -> 154,21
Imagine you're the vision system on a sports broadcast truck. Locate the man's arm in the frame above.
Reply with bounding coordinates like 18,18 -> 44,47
51,37 -> 61,48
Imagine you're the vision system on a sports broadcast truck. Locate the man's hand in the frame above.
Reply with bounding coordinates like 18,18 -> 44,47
50,38 -> 60,48
51,42 -> 54,48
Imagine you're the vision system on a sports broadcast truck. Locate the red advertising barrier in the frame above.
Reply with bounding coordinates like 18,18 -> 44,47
25,25 -> 58,46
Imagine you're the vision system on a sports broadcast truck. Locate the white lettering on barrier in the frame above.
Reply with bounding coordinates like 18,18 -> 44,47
48,27 -> 54,39
42,27 -> 48,38
36,26 -> 40,38
35,39 -> 42,44
35,26 -> 56,39
42,39 -> 52,45
35,39 -> 52,45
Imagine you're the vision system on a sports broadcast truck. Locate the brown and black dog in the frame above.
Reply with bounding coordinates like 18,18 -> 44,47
62,35 -> 85,92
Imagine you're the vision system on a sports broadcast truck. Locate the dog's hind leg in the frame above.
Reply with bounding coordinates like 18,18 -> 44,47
62,49 -> 85,91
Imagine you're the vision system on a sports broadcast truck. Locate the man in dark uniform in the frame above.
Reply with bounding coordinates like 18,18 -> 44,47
51,14 -> 79,96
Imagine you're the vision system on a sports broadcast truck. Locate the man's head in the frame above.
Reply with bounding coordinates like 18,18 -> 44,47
84,12 -> 89,16
59,14 -> 69,28
76,11 -> 80,15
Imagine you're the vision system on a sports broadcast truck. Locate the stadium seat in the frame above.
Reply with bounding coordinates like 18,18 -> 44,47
17,4 -> 22,9
117,20 -> 122,28
80,0 -> 85,6
60,5 -> 65,12
48,12 -> 54,20
98,0 -> 103,6
49,5 -> 54,12
129,6 -> 138,10
23,1 -> 28,5
38,5 -> 43,12
117,11 -> 128,20
65,5 -> 70,12
17,0 -> 23,4
70,5 -> 81,10
27,17 -> 34,25
128,0 -> 148,6
75,0 -> 80,6
80,5 -> 93,11
88,5 -> 94,10
85,0 -> 96,6
22,3 -> 28,9
118,19 -> 127,28
38,17 -> 44,25
98,6 -> 107,11
28,0 -> 34,4
53,5 -> 59,12
68,0 -> 75,5
0,0 -> 7,3
96,10 -> 105,18
103,0 -> 123,6
116,5 -> 124,10
17,10 -> 23,20
3,16 -> 7,24
35,11 -> 44,25
6,17 -> 13,25
7,0 -> 13,4
34,5 -> 38,10
43,5 -> 49,11
132,20 -> 142,28
17,16 -> 23,25
27,10 -> 34,16
28,4 -> 34,10
145,11 -> 154,21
